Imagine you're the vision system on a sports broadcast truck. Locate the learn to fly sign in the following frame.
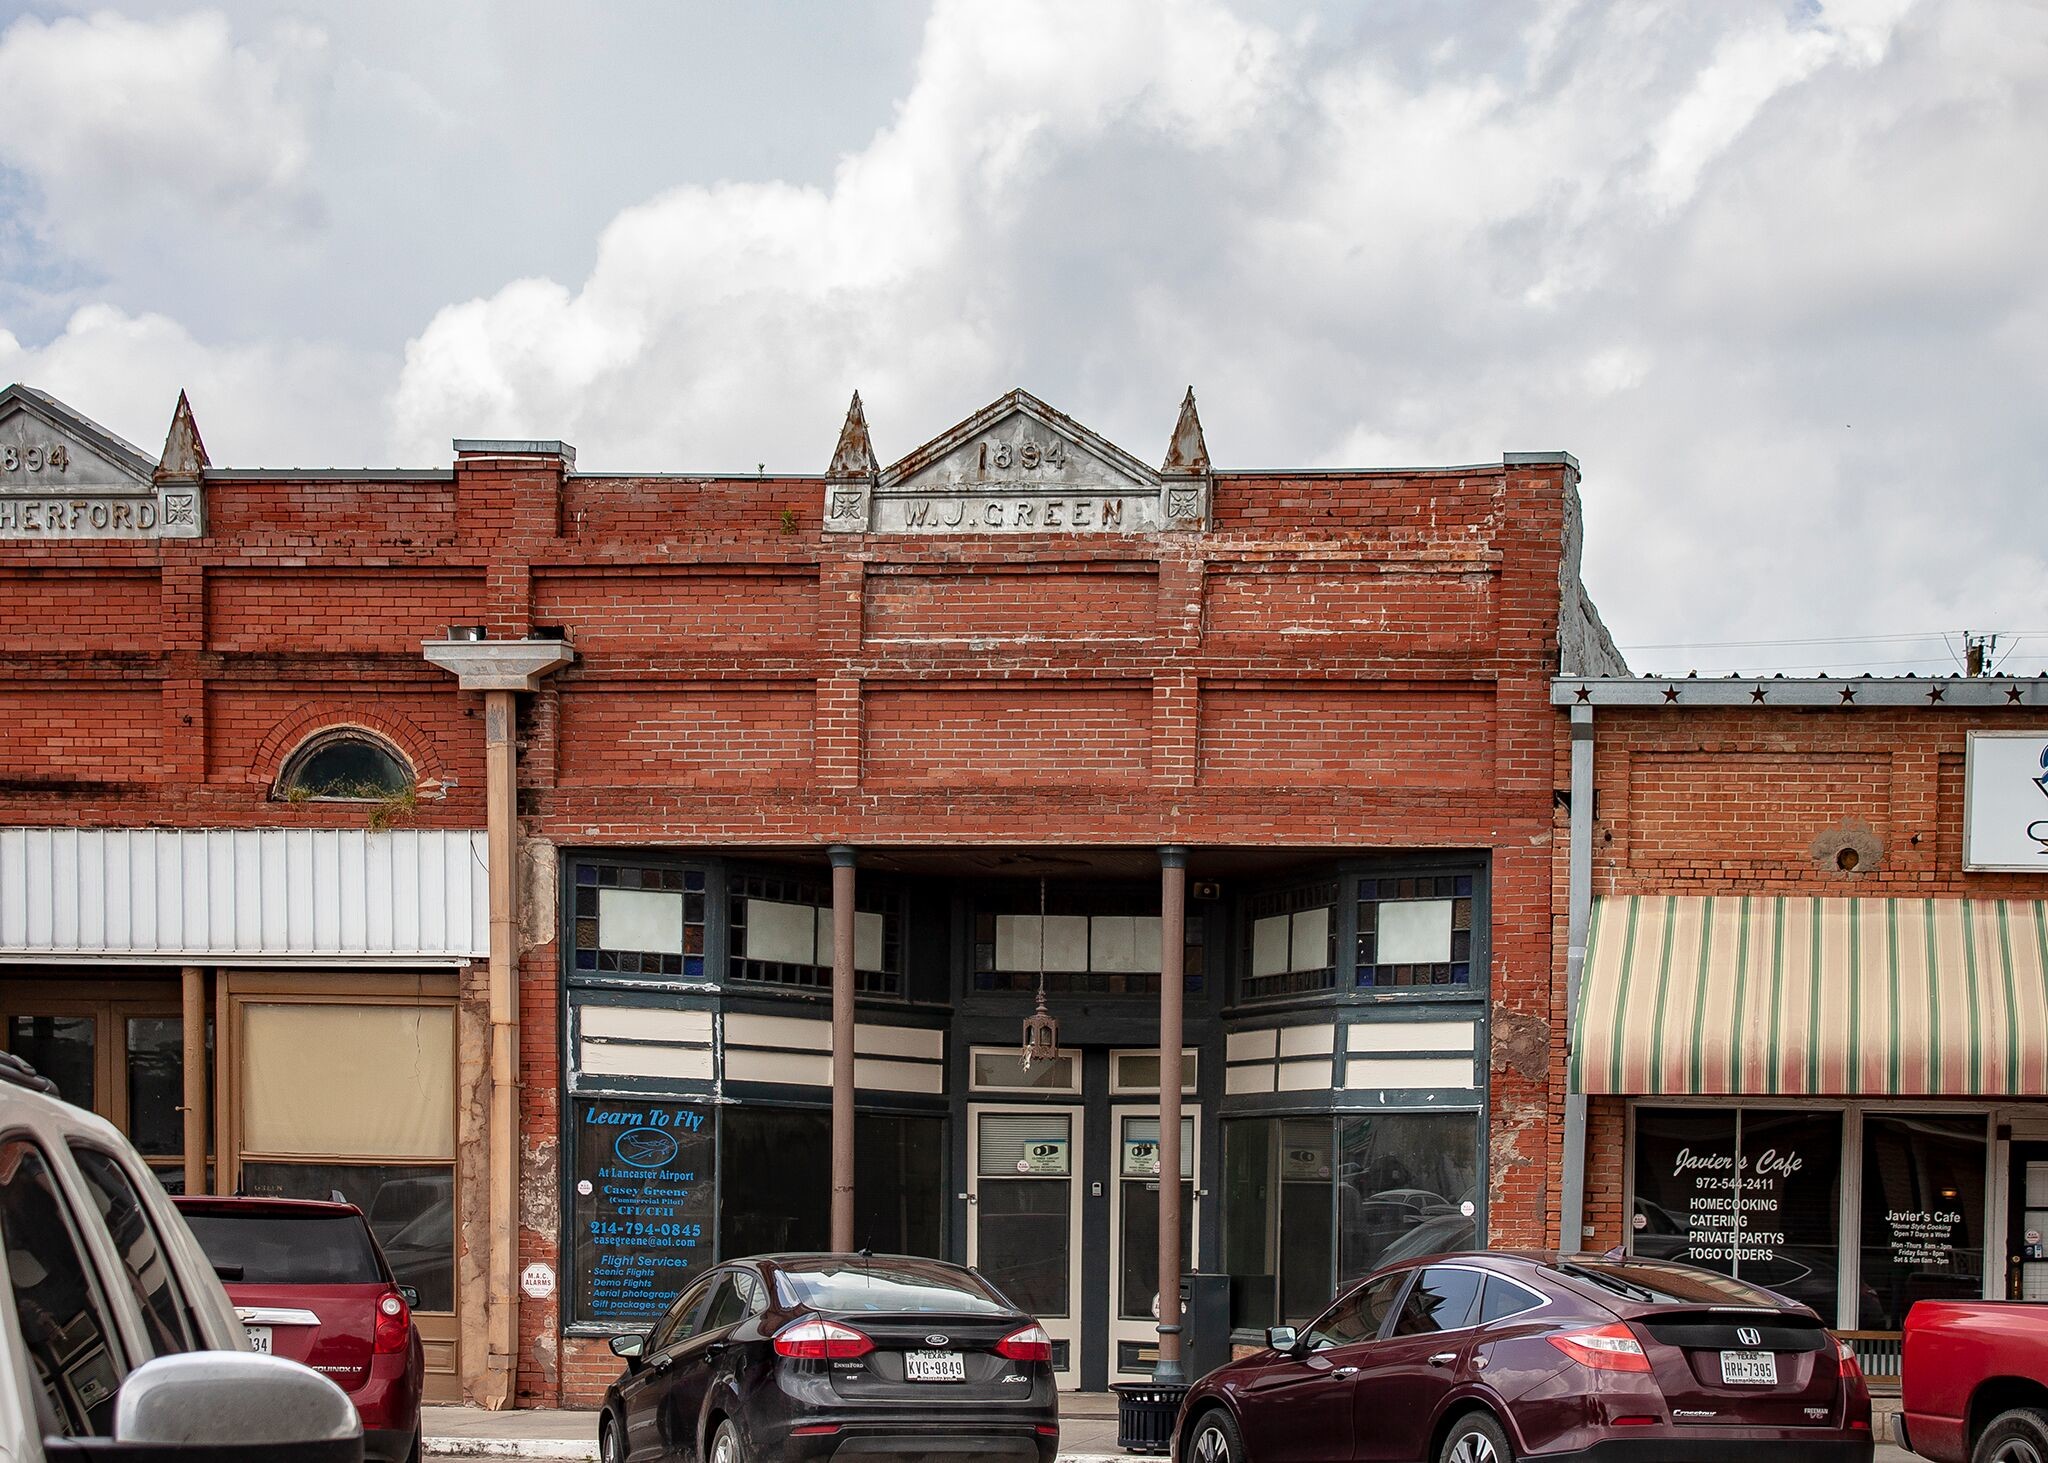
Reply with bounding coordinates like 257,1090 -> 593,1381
1964,732 -> 2048,871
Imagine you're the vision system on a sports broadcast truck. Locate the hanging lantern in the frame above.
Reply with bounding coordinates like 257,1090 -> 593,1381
1020,877 -> 1061,1069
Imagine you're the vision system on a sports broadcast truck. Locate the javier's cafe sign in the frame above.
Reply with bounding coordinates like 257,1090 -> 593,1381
1963,731 -> 2048,871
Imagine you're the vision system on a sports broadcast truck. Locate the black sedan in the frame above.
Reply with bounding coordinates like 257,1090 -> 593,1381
599,1253 -> 1058,1463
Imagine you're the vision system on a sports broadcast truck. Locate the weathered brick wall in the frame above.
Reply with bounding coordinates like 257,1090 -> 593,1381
6,438 -> 1582,1404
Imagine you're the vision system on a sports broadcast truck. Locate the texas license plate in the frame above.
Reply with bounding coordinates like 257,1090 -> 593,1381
1720,1349 -> 1777,1385
246,1326 -> 272,1355
906,1349 -> 965,1382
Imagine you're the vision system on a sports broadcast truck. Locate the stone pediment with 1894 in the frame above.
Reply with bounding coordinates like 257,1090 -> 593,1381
0,384 -> 204,539
823,387 -> 1210,535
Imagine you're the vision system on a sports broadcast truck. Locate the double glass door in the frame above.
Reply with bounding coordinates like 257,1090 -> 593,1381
0,980 -> 208,1191
964,1091 -> 1200,1389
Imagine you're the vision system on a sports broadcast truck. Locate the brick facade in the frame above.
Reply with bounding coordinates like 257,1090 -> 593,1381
2,386 -> 1613,1405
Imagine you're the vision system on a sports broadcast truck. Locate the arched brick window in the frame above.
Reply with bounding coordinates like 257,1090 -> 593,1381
274,728 -> 414,801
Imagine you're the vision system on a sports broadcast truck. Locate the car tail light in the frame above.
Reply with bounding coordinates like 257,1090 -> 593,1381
373,1290 -> 410,1354
995,1324 -> 1053,1363
1834,1334 -> 1864,1379
1547,1323 -> 1652,1372
774,1319 -> 874,1360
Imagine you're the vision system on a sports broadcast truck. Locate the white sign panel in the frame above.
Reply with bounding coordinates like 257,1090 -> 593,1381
1964,731 -> 2048,871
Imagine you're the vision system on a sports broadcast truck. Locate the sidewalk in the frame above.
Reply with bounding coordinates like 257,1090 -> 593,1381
423,1401 -> 1911,1461
423,1395 -> 1126,1461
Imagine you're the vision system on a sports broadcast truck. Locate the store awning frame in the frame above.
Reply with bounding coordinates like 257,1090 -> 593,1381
1572,894 -> 2048,1097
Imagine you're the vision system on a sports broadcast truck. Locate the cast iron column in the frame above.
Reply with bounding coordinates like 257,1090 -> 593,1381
180,966 -> 208,1195
830,845 -> 858,1251
1155,846 -> 1188,1382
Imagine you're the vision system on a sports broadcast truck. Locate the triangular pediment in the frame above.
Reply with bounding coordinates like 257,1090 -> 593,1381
878,389 -> 1161,492
0,384 -> 156,491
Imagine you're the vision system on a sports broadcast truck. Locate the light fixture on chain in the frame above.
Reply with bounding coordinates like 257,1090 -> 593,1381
1020,876 -> 1060,1070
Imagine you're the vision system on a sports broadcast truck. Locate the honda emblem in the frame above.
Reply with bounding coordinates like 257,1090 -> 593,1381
1737,1326 -> 1761,1347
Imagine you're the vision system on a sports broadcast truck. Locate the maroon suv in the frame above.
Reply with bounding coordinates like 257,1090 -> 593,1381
174,1195 -> 426,1463
1175,1253 -> 1873,1463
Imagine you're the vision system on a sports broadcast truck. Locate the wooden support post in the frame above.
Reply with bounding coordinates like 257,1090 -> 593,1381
829,846 -> 858,1252
181,966 -> 207,1195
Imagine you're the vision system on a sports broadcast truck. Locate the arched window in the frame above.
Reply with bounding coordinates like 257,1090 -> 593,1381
275,729 -> 413,801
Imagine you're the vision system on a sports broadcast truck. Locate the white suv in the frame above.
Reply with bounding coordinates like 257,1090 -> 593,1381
0,1051 -> 363,1463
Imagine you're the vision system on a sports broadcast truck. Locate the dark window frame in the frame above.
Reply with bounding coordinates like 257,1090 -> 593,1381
273,728 -> 414,803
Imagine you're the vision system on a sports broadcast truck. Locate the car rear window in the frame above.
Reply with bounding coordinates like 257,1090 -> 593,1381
1555,1259 -> 1787,1308
774,1261 -> 1011,1315
181,1210 -> 385,1285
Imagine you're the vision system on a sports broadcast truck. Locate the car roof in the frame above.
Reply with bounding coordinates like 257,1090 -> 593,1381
171,1195 -> 366,1218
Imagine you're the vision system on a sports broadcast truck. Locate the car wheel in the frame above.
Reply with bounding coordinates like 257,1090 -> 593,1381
708,1420 -> 746,1463
599,1416 -> 623,1463
1187,1407 -> 1245,1463
1439,1411 -> 1514,1463
1975,1408 -> 2048,1463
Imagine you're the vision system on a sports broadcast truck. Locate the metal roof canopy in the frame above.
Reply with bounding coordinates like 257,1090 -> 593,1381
1552,675 -> 2047,708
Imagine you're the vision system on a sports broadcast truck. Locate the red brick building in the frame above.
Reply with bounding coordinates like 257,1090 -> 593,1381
1549,676 -> 2048,1385
0,379 -> 1621,1405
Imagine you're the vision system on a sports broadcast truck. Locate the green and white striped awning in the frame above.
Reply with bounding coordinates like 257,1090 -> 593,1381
1572,895 -> 2048,1097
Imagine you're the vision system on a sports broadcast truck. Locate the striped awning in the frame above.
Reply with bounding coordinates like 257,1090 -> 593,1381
1572,895 -> 2048,1097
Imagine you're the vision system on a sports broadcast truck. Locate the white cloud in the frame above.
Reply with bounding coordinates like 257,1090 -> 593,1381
0,10 -> 323,252
0,304 -> 386,466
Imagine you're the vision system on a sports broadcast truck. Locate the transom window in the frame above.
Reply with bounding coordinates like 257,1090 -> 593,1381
1356,876 -> 1474,988
572,863 -> 708,977
1243,882 -> 1339,1000
275,729 -> 412,801
970,887 -> 1203,995
727,870 -> 902,996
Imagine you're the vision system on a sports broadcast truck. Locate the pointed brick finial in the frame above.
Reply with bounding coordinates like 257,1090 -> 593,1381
827,391 -> 877,479
1162,386 -> 1208,474
155,390 -> 209,481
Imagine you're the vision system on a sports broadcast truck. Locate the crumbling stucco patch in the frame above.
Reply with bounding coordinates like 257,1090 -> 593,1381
520,1131 -> 559,1234
520,837 -> 558,951
1490,1004 -> 1550,1085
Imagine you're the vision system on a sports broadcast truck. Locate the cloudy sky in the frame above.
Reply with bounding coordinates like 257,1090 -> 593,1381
1,0 -> 2042,676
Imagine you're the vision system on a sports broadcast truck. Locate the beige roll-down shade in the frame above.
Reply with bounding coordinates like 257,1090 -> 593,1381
241,1003 -> 456,1158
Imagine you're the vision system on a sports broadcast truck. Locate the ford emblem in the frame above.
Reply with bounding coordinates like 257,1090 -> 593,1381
926,1334 -> 949,1347
1737,1326 -> 1761,1347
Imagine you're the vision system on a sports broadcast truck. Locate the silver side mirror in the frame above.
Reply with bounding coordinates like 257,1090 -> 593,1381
118,1352 -> 362,1462
1266,1326 -> 1299,1353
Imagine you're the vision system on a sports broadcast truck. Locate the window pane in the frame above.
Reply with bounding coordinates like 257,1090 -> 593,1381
1629,1107 -> 1740,1274
1119,1178 -> 1194,1319
1305,1272 -> 1402,1350
1280,1118 -> 1336,1323
976,1179 -> 1071,1317
718,1110 -> 943,1263
283,736 -> 409,798
972,1050 -> 1078,1092
1337,1113 -> 1480,1281
242,1004 -> 454,1159
126,1016 -> 203,1161
1734,1109 -> 1842,1317
1860,1114 -> 1986,1330
0,1138 -> 125,1436
233,1163 -> 451,1309
776,1259 -> 1011,1314
70,1147 -> 195,1356
8,1014 -> 94,1110
1222,1119 -> 1277,1331
1392,1266 -> 1482,1335
1479,1276 -> 1542,1324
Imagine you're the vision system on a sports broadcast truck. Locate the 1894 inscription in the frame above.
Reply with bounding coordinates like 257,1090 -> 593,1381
2,443 -> 70,473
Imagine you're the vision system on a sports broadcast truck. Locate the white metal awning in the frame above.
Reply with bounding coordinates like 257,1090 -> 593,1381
0,828 -> 489,965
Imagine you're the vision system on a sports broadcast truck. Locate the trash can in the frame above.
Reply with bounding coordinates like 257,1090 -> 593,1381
1113,1380 -> 1189,1455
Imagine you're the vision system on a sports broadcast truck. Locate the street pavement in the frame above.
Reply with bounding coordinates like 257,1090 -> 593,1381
423,1402 -> 1914,1461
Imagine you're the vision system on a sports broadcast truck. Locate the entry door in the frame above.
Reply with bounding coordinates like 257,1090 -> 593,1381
0,983 -> 206,1191
1109,1103 -> 1199,1381
2011,1146 -> 2048,1299
967,1103 -> 1083,1389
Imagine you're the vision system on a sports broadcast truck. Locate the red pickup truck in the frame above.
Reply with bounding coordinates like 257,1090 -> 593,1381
1902,1299 -> 2048,1463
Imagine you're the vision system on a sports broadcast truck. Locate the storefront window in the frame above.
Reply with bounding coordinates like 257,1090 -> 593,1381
1242,883 -> 1339,1001
1356,876 -> 1475,988
1337,1112 -> 1480,1281
1859,1114 -> 1986,1330
970,885 -> 1203,995
1631,1106 -> 1844,1323
1223,1111 -> 1479,1331
718,1108 -> 942,1263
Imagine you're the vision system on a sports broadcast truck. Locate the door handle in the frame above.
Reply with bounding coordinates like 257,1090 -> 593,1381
1334,1366 -> 1359,1377
1428,1352 -> 1457,1367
